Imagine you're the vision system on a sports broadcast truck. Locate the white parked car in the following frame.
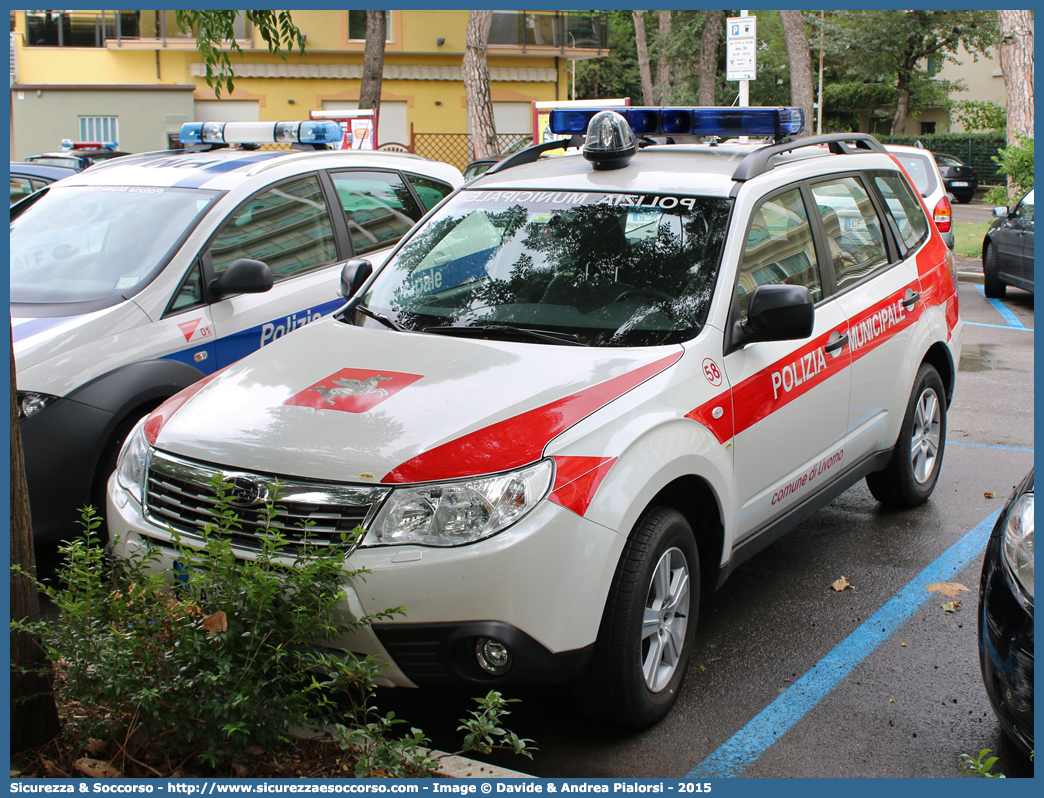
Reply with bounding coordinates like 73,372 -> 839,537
108,108 -> 962,727
12,120 -> 462,543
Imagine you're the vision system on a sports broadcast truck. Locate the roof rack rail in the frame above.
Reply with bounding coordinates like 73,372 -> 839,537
732,132 -> 886,183
484,134 -> 585,176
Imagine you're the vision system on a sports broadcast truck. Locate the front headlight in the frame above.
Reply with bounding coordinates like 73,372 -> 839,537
17,391 -> 58,420
364,459 -> 554,547
1001,492 -> 1033,599
115,417 -> 152,504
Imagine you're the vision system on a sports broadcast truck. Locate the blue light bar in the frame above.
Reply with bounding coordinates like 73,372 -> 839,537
549,107 -> 805,139
179,120 -> 343,146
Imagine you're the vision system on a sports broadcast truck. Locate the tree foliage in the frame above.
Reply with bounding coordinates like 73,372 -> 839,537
814,10 -> 996,135
176,10 -> 305,97
952,100 -> 1006,132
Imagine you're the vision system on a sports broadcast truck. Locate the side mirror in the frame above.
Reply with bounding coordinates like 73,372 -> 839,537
209,258 -> 273,298
993,206 -> 1010,218
743,284 -> 815,342
340,258 -> 373,299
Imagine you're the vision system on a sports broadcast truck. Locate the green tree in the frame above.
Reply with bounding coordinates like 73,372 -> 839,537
817,10 -> 996,135
175,11 -> 305,98
574,10 -> 641,101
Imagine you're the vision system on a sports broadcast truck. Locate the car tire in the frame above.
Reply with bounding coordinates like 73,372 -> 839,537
866,363 -> 947,509
983,243 -> 1006,299
955,193 -> 974,204
576,506 -> 699,728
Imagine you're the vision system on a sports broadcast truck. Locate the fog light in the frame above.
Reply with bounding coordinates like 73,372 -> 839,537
475,637 -> 511,675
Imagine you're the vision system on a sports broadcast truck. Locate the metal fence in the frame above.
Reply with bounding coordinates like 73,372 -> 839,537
412,133 -> 531,171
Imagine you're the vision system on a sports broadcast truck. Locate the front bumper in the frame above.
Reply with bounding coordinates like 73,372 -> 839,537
107,474 -> 621,688
978,504 -> 1034,756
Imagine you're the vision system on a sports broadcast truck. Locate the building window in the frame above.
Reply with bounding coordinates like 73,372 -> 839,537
920,121 -> 936,135
79,116 -> 119,143
348,10 -> 390,41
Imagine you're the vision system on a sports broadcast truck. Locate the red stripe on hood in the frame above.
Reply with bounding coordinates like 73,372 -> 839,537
381,352 -> 682,484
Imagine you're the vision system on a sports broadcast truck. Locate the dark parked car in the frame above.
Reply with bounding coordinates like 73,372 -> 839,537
462,138 -> 534,181
978,468 -> 1034,757
24,141 -> 130,172
9,161 -> 78,205
934,152 -> 978,203
982,188 -> 1034,298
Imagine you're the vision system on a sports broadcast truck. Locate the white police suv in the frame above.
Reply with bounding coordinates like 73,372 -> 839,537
108,108 -> 962,726
12,120 -> 462,542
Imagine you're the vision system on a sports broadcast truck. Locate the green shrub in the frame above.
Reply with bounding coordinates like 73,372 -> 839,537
983,134 -> 1034,206
14,484 -> 403,769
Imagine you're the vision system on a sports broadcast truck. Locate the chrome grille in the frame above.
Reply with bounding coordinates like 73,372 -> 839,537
144,451 -> 391,553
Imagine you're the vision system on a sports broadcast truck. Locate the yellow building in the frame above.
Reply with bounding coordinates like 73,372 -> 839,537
9,9 -> 609,169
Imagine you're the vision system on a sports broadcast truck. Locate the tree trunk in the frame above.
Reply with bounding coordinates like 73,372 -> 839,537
780,10 -> 814,138
998,9 -> 1034,148
633,11 -> 654,105
463,10 -> 497,161
10,328 -> 61,754
656,11 -> 673,104
358,10 -> 386,122
891,75 -> 911,136
697,10 -> 723,107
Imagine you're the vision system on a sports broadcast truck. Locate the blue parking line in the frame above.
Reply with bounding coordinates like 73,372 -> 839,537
975,285 -> 1028,329
687,510 -> 1000,779
965,321 -> 1034,332
950,440 -> 1034,453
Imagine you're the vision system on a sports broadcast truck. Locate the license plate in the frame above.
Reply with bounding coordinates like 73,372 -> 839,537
950,181 -> 969,187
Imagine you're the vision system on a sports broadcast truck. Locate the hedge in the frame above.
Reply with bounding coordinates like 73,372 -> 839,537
874,131 -> 1008,187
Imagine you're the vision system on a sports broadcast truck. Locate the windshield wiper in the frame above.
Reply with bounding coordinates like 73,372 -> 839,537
421,324 -> 586,346
355,304 -> 408,332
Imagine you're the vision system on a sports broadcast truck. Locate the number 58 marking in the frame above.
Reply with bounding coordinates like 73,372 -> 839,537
702,357 -> 722,387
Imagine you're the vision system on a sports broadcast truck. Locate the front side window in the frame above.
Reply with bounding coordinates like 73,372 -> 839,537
10,185 -> 219,305
810,177 -> 889,290
331,171 -> 424,257
354,189 -> 731,347
207,175 -> 337,280
1015,189 -> 1034,221
736,188 -> 821,323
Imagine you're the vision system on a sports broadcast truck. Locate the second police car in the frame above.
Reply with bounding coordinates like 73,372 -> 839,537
107,108 -> 962,726
12,120 -> 463,542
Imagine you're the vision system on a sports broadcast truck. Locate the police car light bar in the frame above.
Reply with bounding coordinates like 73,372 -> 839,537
179,120 -> 343,147
549,107 -> 805,139
60,140 -> 119,151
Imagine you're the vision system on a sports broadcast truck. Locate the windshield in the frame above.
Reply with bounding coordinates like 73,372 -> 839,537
353,189 -> 731,347
10,185 -> 220,305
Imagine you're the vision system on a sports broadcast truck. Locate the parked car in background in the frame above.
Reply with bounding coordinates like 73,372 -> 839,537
12,120 -> 463,545
934,152 -> 978,204
24,140 -> 130,171
982,188 -> 1034,298
9,161 -> 78,205
462,137 -> 534,181
978,468 -> 1034,758
884,144 -> 954,250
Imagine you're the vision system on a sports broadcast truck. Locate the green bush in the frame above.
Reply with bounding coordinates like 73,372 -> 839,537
983,134 -> 1034,206
13,483 -> 536,775
13,484 -> 403,769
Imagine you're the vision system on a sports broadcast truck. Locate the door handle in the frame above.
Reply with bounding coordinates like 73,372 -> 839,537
825,332 -> 849,355
902,290 -> 921,311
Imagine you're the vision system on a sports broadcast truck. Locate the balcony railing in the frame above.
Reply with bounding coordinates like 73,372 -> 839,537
489,11 -> 607,52
24,10 -> 251,48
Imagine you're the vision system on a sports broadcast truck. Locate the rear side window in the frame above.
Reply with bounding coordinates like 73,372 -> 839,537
407,175 -> 454,212
890,153 -> 940,198
737,187 -> 821,322
207,175 -> 338,280
810,177 -> 889,290
330,171 -> 424,257
10,176 -> 34,205
871,170 -> 929,251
